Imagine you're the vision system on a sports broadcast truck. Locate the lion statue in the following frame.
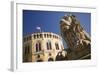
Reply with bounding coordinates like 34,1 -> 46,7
60,14 -> 91,59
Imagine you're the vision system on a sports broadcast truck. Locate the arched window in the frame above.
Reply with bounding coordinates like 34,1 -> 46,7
47,41 -> 52,50
36,42 -> 41,52
37,34 -> 39,38
44,34 -> 46,38
40,34 -> 43,38
47,43 -> 49,50
39,43 -> 41,51
55,43 -> 59,50
47,34 -> 49,38
50,34 -> 52,38
34,35 -> 36,39
36,43 -> 38,52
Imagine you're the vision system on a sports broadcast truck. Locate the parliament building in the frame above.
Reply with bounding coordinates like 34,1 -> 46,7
23,32 -> 66,62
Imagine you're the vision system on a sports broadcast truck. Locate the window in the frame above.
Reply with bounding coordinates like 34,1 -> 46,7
53,35 -> 55,38
25,45 -> 30,54
36,43 -> 38,52
47,34 -> 49,38
39,43 -> 41,51
50,34 -> 52,38
25,46 -> 27,54
56,36 -> 58,39
47,43 -> 49,50
34,35 -> 36,39
36,42 -> 41,52
37,34 -> 39,38
44,34 -> 46,38
40,34 -> 43,38
55,43 -> 59,50
47,41 -> 52,50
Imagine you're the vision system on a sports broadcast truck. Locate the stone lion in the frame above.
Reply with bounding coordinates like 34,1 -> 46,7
60,14 -> 91,52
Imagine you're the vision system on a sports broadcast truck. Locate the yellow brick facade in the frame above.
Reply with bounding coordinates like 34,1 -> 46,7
23,32 -> 65,62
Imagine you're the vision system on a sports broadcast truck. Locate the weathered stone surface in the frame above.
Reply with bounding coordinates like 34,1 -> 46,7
60,14 -> 91,60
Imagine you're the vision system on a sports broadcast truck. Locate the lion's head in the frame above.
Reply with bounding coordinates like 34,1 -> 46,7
60,14 -> 91,50
60,14 -> 78,32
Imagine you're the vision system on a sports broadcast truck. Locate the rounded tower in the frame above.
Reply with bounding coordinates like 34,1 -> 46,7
23,32 -> 65,62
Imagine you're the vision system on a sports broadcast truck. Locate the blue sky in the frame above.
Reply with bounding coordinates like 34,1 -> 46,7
23,10 -> 91,48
